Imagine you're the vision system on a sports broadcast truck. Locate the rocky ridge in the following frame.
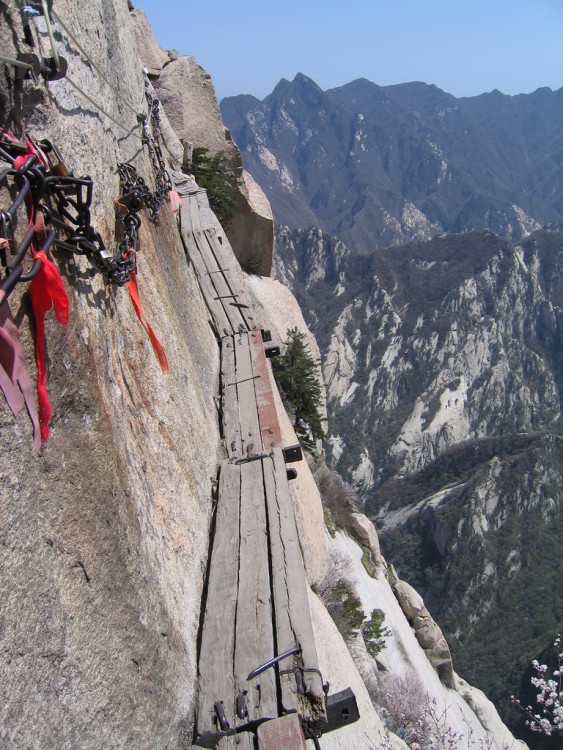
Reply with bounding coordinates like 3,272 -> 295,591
222,74 -> 563,254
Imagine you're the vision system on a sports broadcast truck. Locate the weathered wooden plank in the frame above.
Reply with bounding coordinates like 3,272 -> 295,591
203,229 -> 256,331
248,331 -> 282,450
221,337 -> 242,457
234,460 -> 277,724
257,715 -> 307,750
190,192 -> 204,231
192,230 -> 245,334
198,229 -> 256,330
182,231 -> 233,337
217,733 -> 255,749
233,333 -> 262,455
196,189 -> 215,230
201,232 -> 251,333
262,452 -> 299,714
196,463 -> 241,742
263,449 -> 326,722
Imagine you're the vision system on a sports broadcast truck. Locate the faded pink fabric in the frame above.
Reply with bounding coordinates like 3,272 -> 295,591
0,302 -> 41,451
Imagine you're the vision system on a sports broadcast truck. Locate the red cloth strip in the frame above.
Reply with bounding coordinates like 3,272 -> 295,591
126,271 -> 169,372
29,249 -> 70,441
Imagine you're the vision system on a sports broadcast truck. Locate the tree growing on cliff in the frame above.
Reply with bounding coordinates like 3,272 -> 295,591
191,146 -> 238,228
272,327 -> 325,452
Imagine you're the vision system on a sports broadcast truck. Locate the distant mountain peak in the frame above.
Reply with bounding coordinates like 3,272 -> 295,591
269,73 -> 324,104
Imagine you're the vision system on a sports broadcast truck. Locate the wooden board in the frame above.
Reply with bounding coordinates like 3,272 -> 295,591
190,191 -> 204,230
196,189 -> 215,231
221,337 -> 242,456
196,463 -> 241,742
176,180 -> 256,336
233,332 -> 262,455
203,229 -> 256,331
181,229 -> 232,336
263,449 -> 326,722
234,460 -> 277,724
248,330 -> 282,450
217,732 -> 255,749
192,229 -> 248,334
203,230 -> 254,332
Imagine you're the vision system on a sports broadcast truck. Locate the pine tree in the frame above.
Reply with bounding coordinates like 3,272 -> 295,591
191,147 -> 238,228
272,328 -> 326,453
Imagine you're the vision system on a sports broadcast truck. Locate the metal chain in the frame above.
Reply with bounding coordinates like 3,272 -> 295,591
1,88 -> 173,294
112,92 -> 175,277
0,135 -> 136,289
141,90 -> 172,220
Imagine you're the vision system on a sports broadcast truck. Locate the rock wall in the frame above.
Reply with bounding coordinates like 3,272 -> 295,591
1,3 -> 220,748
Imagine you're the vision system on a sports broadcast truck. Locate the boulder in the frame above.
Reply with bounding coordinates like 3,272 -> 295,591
348,512 -> 384,569
412,614 -> 443,650
392,580 -> 425,619
130,9 -> 171,74
427,636 -> 455,688
228,169 -> 274,275
393,581 -> 456,687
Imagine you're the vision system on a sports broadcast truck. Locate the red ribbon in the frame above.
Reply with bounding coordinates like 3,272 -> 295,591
126,271 -> 169,372
29,249 -> 70,441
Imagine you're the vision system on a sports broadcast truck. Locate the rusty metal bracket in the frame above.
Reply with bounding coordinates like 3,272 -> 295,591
282,445 -> 303,463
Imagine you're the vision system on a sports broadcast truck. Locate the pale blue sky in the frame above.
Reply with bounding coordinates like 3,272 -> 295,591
136,0 -> 562,101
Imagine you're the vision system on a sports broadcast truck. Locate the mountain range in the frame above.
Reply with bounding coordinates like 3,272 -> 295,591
221,74 -> 563,253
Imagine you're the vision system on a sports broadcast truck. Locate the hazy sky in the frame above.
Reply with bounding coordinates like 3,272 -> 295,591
136,0 -> 562,101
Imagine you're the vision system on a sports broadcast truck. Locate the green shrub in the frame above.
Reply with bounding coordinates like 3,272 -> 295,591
191,146 -> 238,228
326,581 -> 364,639
362,608 -> 391,658
324,508 -> 336,538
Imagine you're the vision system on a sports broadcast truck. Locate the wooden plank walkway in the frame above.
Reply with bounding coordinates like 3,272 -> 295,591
196,453 -> 326,748
221,330 -> 281,459
175,172 -> 255,337
173,171 -> 330,748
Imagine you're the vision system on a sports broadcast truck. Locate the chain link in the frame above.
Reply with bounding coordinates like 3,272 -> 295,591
141,90 -> 173,220
1,89 -> 172,292
0,135 -> 136,287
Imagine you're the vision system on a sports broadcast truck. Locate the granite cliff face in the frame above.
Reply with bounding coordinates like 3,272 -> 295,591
0,2 -> 531,749
222,75 -> 563,254
1,2 -> 221,747
274,223 -> 562,729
